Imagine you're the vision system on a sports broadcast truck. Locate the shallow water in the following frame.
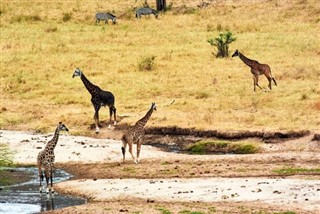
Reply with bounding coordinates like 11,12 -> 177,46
0,167 -> 86,214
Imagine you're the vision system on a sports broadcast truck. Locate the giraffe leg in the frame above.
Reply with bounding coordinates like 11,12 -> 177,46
121,140 -> 127,163
266,76 -> 272,90
108,107 -> 112,129
44,168 -> 50,194
92,100 -> 101,133
113,106 -> 117,126
38,165 -> 44,193
254,74 -> 265,92
137,142 -> 142,164
128,143 -> 137,164
252,76 -> 256,92
50,166 -> 54,194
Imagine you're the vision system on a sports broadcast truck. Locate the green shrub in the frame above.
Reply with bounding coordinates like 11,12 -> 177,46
207,31 -> 236,58
138,56 -> 156,71
62,12 -> 72,22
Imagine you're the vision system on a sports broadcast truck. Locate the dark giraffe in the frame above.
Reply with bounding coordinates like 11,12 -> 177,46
121,102 -> 157,164
73,68 -> 116,133
37,122 -> 69,194
232,50 -> 277,92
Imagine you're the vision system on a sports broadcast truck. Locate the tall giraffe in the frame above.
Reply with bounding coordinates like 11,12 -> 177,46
72,68 -> 117,133
37,122 -> 69,194
232,50 -> 277,92
121,102 -> 157,164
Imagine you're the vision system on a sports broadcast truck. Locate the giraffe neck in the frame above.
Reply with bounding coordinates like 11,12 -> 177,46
45,126 -> 60,152
80,73 -> 98,95
135,107 -> 154,128
239,52 -> 255,67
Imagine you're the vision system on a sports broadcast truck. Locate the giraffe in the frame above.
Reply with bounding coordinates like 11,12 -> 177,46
121,102 -> 157,164
232,50 -> 277,92
37,122 -> 69,194
72,68 -> 117,133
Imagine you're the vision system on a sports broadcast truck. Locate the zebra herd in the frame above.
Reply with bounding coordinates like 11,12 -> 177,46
95,7 -> 158,24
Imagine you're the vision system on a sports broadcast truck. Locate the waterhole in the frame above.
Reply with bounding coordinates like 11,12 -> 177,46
0,167 -> 86,214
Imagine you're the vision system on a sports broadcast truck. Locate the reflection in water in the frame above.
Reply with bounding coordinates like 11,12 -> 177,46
40,195 -> 55,212
0,167 -> 86,214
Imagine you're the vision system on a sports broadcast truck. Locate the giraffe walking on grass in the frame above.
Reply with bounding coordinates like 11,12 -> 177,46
72,68 -> 117,133
37,122 -> 69,194
121,102 -> 157,164
232,50 -> 277,92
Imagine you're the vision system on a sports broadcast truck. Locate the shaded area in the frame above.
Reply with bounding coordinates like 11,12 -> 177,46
0,167 -> 86,214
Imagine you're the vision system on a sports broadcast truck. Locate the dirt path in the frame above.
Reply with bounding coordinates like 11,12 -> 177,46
1,129 -> 320,213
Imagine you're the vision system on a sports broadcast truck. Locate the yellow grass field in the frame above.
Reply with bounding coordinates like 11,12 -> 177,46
1,0 -> 320,135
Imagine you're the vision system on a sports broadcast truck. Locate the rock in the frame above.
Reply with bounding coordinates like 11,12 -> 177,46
147,199 -> 155,203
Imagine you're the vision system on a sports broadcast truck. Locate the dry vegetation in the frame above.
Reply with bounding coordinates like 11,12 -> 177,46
0,0 -> 320,135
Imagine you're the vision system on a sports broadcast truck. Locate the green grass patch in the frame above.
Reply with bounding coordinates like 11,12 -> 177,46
158,207 -> 172,214
187,140 -> 260,155
0,144 -> 14,167
122,167 -> 136,174
273,168 -> 320,175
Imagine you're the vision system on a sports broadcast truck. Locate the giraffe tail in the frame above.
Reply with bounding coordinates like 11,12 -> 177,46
272,78 -> 277,86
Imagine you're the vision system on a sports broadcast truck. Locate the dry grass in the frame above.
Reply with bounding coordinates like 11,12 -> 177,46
0,0 -> 320,135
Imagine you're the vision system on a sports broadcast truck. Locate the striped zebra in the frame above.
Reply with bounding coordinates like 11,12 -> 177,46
95,12 -> 117,24
135,7 -> 158,19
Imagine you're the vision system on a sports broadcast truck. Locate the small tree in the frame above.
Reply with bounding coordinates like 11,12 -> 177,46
207,31 -> 236,58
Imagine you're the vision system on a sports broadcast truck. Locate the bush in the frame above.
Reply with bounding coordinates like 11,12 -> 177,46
62,12 -> 72,22
138,56 -> 156,71
207,31 -> 236,58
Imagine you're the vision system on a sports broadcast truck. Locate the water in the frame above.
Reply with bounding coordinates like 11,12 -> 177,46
0,167 -> 86,214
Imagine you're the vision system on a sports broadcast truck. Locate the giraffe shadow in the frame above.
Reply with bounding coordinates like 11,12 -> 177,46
88,115 -> 127,131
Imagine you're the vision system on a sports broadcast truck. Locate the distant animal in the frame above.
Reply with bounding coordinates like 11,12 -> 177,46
121,102 -> 157,164
96,12 -> 117,24
232,50 -> 277,92
135,7 -> 158,19
72,68 -> 117,133
37,122 -> 69,194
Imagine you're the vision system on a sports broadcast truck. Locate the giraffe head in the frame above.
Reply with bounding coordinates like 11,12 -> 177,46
72,68 -> 82,78
232,50 -> 239,57
151,102 -> 157,111
58,122 -> 69,132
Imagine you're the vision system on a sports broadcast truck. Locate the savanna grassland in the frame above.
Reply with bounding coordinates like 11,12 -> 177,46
1,0 -> 320,135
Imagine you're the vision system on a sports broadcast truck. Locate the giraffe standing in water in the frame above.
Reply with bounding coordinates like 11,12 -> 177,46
232,50 -> 277,92
37,122 -> 69,194
72,68 -> 117,133
121,103 -> 157,164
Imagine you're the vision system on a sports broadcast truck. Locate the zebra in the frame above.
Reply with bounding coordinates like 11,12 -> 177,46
135,7 -> 158,19
95,12 -> 117,24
